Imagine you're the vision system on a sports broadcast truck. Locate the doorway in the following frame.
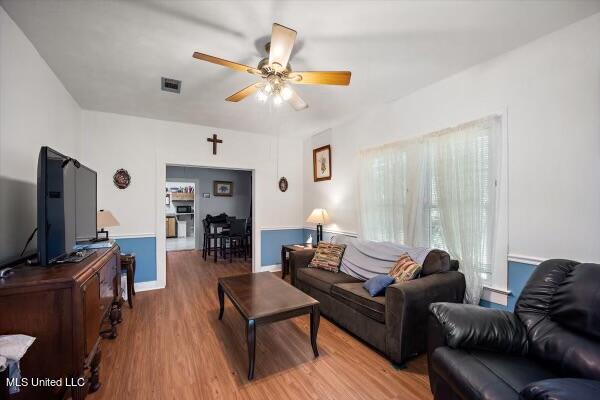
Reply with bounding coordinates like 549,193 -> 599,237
164,165 -> 253,266
165,180 -> 196,251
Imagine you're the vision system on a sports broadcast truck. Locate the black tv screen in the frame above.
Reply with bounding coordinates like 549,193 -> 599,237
37,147 -> 97,265
75,165 -> 98,243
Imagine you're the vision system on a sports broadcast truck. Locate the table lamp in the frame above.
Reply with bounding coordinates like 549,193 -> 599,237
96,209 -> 120,241
306,208 -> 329,243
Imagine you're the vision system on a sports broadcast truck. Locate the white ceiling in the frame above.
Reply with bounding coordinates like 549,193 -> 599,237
2,0 -> 600,136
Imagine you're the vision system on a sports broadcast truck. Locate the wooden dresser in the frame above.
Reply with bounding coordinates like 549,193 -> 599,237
0,244 -> 121,400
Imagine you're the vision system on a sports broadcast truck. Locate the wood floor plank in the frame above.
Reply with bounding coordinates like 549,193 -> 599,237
89,250 -> 433,400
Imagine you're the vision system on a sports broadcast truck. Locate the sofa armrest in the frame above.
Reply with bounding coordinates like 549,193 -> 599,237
429,302 -> 528,355
385,271 -> 465,364
520,379 -> 600,400
289,249 -> 316,286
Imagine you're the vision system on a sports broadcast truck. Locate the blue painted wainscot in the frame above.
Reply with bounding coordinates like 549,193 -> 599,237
114,236 -> 157,283
480,261 -> 537,311
260,229 -> 304,267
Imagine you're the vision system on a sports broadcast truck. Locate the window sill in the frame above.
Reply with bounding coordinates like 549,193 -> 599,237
481,285 -> 511,306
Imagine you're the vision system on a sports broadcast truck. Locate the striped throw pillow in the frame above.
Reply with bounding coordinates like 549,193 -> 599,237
309,242 -> 346,273
389,253 -> 422,283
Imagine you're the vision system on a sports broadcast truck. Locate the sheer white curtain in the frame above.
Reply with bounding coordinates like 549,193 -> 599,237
358,116 -> 501,304
359,140 -> 426,246
427,116 -> 501,304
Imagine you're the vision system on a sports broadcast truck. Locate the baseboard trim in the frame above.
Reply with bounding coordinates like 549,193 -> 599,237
258,264 -> 282,272
134,280 -> 164,292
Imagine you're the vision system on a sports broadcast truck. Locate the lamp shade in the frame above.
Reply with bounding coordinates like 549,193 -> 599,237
306,208 -> 329,225
97,210 -> 120,229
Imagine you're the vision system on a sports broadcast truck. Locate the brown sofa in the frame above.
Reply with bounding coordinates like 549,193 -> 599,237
289,248 -> 465,365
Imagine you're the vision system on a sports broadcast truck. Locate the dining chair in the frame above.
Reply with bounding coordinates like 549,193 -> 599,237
202,219 -> 221,261
220,218 -> 247,263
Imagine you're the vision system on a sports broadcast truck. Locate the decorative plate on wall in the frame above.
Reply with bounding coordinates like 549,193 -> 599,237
113,169 -> 131,189
278,177 -> 288,192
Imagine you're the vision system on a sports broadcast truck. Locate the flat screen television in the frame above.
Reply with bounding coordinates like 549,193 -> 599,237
37,147 -> 97,265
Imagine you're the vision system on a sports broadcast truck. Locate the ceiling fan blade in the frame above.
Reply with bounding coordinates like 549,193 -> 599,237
226,83 -> 260,102
269,23 -> 297,70
287,89 -> 308,111
289,71 -> 351,86
193,52 -> 261,75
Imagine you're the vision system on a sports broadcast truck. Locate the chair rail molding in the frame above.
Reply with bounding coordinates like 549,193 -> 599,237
508,254 -> 546,266
113,233 -> 156,239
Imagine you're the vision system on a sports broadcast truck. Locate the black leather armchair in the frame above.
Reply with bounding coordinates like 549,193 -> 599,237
427,259 -> 600,400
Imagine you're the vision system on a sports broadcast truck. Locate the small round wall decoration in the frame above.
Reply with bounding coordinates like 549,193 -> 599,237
278,177 -> 288,192
113,169 -> 131,189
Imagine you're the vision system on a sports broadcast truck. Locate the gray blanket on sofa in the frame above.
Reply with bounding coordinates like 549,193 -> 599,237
333,236 -> 433,281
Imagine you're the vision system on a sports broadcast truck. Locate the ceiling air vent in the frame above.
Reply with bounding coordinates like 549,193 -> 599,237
161,77 -> 181,93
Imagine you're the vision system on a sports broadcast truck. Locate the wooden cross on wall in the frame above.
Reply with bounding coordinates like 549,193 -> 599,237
207,134 -> 222,155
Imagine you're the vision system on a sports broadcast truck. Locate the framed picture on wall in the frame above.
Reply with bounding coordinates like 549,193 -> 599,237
313,145 -> 332,181
214,181 -> 233,197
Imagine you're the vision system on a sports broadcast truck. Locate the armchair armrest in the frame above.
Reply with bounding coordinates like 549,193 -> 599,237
429,302 -> 528,355
289,249 -> 316,286
385,271 -> 465,364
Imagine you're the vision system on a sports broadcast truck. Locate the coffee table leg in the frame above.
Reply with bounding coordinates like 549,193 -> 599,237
218,283 -> 224,320
247,319 -> 256,380
310,305 -> 320,357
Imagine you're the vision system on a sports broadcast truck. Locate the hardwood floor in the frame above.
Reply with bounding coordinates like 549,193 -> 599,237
90,250 -> 433,400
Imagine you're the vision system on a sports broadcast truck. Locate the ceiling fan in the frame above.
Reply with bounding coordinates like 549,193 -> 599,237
192,23 -> 351,111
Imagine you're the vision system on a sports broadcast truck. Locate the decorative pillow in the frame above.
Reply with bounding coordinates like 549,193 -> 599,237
363,274 -> 395,297
389,253 -> 422,282
309,242 -> 346,273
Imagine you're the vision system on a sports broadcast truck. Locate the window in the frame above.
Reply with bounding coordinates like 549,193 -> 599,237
424,128 -> 494,284
359,146 -> 407,244
359,116 -> 502,304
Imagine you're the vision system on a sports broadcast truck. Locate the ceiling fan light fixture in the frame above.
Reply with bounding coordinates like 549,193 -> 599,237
264,82 -> 273,93
192,23 -> 350,111
281,85 -> 293,101
256,89 -> 268,102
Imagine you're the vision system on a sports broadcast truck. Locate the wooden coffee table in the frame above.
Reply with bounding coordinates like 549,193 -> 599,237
217,272 -> 320,380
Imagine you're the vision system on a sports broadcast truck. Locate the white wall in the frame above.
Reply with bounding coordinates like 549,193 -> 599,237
81,110 -> 304,286
303,13 -> 600,282
0,7 -> 82,263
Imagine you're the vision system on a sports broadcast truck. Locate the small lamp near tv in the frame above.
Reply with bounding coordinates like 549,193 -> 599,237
96,209 -> 120,241
306,208 -> 329,243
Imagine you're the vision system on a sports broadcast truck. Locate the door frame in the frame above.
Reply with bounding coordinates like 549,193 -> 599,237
156,161 -> 257,289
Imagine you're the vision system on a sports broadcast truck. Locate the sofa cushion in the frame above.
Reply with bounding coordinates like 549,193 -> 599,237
389,253 -> 422,283
550,263 -> 600,340
309,242 -> 346,272
520,378 -> 600,400
422,249 -> 451,276
431,347 -> 557,400
296,268 -> 360,294
363,274 -> 395,296
516,260 -> 600,380
331,283 -> 386,323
